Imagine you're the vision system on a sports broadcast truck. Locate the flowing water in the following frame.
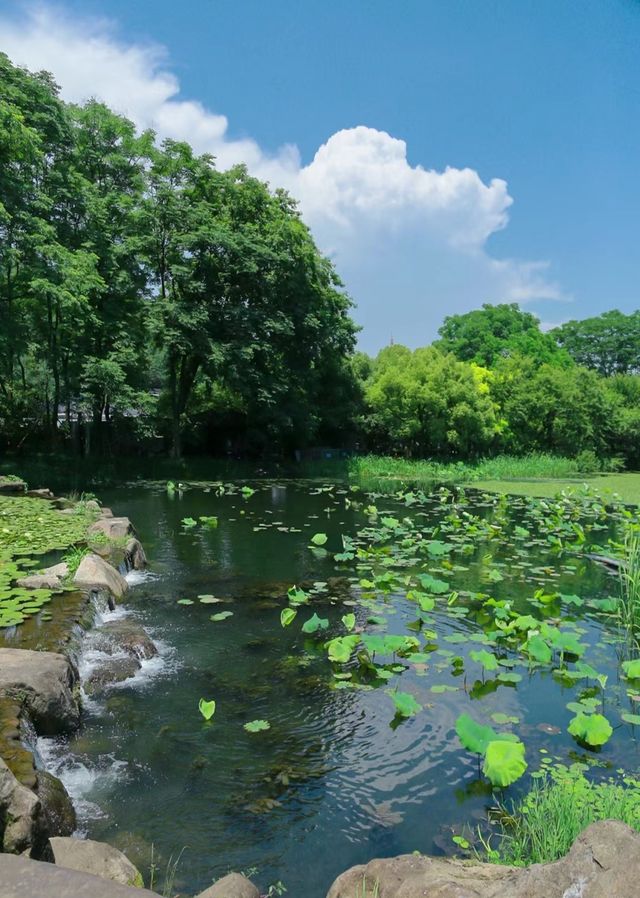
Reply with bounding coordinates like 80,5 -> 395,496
11,476 -> 640,896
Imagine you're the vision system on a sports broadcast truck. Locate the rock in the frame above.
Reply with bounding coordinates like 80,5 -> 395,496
196,872 -> 260,898
36,770 -> 77,837
125,538 -> 147,571
101,507 -> 114,518
17,562 -> 69,590
85,499 -> 102,513
26,487 -> 55,499
326,820 -> 640,898
0,756 -> 49,857
93,620 -> 157,661
83,656 -> 141,695
0,852 -> 159,896
50,837 -> 144,888
74,554 -> 128,601
89,517 -> 135,542
0,477 -> 26,494
0,648 -> 80,733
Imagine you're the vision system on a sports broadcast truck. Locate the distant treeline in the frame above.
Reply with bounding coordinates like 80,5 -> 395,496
1,54 -> 638,465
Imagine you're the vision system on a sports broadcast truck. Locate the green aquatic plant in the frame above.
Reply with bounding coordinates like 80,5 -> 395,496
199,515 -> 218,528
244,720 -> 271,732
280,608 -> 297,627
455,714 -> 526,787
388,690 -> 421,718
61,545 -> 89,576
487,766 -> 640,866
241,486 -> 255,498
310,533 -> 328,547
181,517 -> 198,528
483,740 -> 527,788
342,612 -> 356,632
567,712 -> 612,748
617,533 -> 640,647
198,698 -> 216,720
210,611 -> 233,622
301,613 -> 329,634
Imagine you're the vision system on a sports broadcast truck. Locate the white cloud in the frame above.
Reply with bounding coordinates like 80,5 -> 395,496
0,4 -> 568,351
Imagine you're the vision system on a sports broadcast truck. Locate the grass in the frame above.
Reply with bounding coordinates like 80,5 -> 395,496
487,766 -> 640,866
471,472 -> 640,505
617,533 -> 640,645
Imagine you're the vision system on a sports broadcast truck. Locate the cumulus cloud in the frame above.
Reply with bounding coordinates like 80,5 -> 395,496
0,4 -> 568,350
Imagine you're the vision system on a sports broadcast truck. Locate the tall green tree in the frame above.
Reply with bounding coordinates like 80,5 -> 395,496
437,303 -> 568,368
552,310 -> 640,376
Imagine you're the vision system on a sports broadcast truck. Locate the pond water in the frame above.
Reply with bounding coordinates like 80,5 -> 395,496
19,479 -> 640,896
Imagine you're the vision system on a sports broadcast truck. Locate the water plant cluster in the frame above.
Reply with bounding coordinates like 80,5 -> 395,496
264,483 -> 640,788
0,494 -> 98,629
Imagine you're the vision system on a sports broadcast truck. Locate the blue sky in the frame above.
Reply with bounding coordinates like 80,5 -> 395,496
0,0 -> 638,351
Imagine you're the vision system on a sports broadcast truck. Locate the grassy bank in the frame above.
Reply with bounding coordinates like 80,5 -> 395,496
471,473 -> 640,505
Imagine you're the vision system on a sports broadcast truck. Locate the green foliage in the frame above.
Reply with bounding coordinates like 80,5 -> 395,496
437,303 -> 567,368
0,52 -> 357,458
388,690 -> 421,718
198,698 -> 216,720
617,534 -> 640,648
489,766 -> 640,866
567,713 -> 613,747
361,345 -> 501,458
482,740 -> 527,788
244,719 -> 271,732
553,310 -> 640,377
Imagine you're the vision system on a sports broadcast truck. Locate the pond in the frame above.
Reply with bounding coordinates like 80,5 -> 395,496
15,478 -> 640,896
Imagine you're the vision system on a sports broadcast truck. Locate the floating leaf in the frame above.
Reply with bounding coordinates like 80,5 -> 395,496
244,719 -> 271,732
621,712 -> 640,726
177,598 -> 194,605
470,649 -> 499,672
199,698 -> 216,720
341,612 -> 356,632
280,608 -> 297,627
622,659 -> 640,679
388,690 -> 421,718
181,517 -> 198,528
302,613 -> 329,634
483,740 -> 527,787
310,533 -> 328,547
210,611 -> 233,621
568,712 -> 612,747
326,635 -> 360,663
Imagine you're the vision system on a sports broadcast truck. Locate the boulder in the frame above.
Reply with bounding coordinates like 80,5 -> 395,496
36,770 -> 77,837
17,562 -> 69,590
74,554 -> 128,601
326,820 -> 640,898
0,477 -> 26,494
0,756 -> 49,857
83,656 -> 141,695
125,537 -> 147,571
196,872 -> 260,898
89,517 -> 135,542
93,619 -> 157,661
26,487 -> 55,499
0,648 -> 79,733
0,852 -> 159,896
50,837 -> 144,888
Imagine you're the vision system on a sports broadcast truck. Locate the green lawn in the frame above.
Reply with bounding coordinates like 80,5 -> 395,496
469,472 -> 640,505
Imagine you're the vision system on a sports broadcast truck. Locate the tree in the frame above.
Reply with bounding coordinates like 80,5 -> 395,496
493,356 -> 616,458
552,310 -> 640,376
437,303 -> 568,368
362,345 -> 501,458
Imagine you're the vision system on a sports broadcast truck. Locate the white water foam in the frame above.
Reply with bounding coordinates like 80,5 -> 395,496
36,735 -> 128,830
125,568 -> 159,586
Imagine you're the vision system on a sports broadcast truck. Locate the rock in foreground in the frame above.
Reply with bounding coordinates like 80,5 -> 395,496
50,837 -> 144,888
326,819 -> 640,898
0,853 -> 157,897
74,553 -> 128,601
0,648 -> 79,733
